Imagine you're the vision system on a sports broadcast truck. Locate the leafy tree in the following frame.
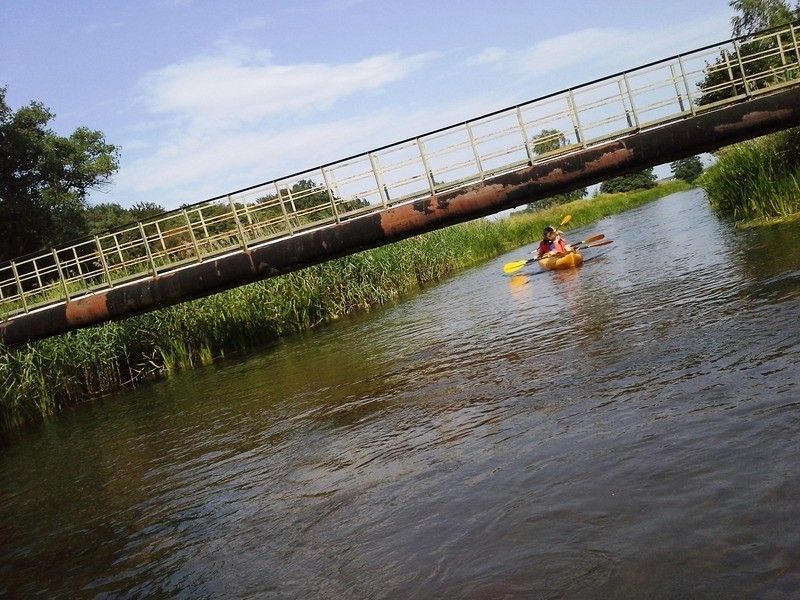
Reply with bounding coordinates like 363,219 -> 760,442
599,168 -> 657,194
85,202 -> 131,235
532,128 -> 567,155
698,1 -> 800,105
730,0 -> 798,35
670,156 -> 704,182
129,201 -> 166,221
278,179 -> 368,222
525,129 -> 587,210
0,87 -> 119,261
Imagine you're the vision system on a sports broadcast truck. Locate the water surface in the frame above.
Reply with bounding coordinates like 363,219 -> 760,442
2,189 -> 799,599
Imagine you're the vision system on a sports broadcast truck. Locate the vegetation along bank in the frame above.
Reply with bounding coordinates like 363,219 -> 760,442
701,127 -> 800,226
698,2 -> 800,227
0,180 -> 691,435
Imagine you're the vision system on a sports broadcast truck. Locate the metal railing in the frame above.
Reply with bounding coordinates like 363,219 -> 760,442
3,22 -> 800,320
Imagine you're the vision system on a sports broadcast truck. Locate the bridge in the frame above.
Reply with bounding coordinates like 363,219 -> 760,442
3,22 -> 800,348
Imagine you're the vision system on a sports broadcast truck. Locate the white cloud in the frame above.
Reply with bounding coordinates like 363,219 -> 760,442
466,47 -> 508,66
139,45 -> 435,128
117,94 -> 504,205
117,45 -> 447,206
468,14 -> 731,79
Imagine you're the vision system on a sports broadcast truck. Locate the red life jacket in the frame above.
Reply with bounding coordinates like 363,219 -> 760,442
538,238 -> 568,255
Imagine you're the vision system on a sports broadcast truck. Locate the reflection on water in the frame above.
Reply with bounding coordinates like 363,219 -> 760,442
2,190 -> 800,599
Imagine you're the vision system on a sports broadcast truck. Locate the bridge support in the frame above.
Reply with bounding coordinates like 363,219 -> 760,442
4,86 -> 800,348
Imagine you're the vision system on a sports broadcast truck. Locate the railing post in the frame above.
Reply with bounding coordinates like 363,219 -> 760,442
242,203 -> 254,227
669,63 -> 686,113
136,225 -> 158,276
52,248 -> 70,301
32,260 -> 43,290
566,90 -> 586,147
416,137 -> 436,195
94,235 -> 114,286
369,152 -> 389,208
515,106 -> 533,162
284,186 -> 299,227
183,209 -> 202,262
329,172 -> 342,200
71,247 -> 86,286
777,32 -> 787,74
677,55 -> 697,116
722,49 -> 739,97
733,40 -> 752,97
274,183 -> 294,234
618,79 -> 634,128
227,194 -> 249,250
621,72 -> 640,129
154,221 -> 167,252
113,234 -> 124,264
10,261 -> 28,313
790,24 -> 800,71
466,122 -> 485,180
197,209 -> 210,239
321,168 -> 341,223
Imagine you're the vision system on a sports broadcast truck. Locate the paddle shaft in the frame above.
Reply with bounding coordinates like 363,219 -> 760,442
502,238 -> 612,274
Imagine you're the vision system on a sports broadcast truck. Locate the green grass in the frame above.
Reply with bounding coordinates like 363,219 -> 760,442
0,180 -> 691,435
700,127 -> 800,223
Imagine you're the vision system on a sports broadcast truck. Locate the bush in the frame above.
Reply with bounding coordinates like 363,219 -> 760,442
700,127 -> 800,222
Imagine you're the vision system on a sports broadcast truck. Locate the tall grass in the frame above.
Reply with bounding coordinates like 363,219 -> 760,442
0,180 -> 690,434
701,127 -> 800,223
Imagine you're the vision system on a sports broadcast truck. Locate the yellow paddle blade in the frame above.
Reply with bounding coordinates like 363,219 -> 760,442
560,214 -> 572,226
503,259 -> 529,274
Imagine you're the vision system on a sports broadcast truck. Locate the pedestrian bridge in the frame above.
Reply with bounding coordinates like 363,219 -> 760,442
3,22 -> 800,347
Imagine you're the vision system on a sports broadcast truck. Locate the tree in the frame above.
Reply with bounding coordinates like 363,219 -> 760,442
532,128 -> 567,155
85,202 -> 131,235
670,156 -> 704,182
0,87 -> 119,261
698,1 -> 800,105
730,0 -> 798,36
277,179 -> 368,223
129,201 -> 166,221
599,168 -> 657,194
525,129 -> 587,210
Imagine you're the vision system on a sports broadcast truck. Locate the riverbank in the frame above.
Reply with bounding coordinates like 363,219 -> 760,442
736,211 -> 800,229
0,180 -> 692,435
701,127 -> 800,225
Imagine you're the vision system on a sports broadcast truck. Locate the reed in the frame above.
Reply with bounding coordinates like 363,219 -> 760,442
700,127 -> 800,223
0,180 -> 690,434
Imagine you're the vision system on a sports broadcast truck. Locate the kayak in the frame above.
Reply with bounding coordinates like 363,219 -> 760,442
538,251 -> 583,271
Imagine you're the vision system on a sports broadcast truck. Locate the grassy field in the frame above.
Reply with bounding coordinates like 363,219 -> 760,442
0,180 -> 692,434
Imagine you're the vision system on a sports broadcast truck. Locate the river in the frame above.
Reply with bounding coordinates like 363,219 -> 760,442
1,189 -> 799,599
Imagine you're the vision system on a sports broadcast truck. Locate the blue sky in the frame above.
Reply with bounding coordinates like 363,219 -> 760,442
2,0 -> 734,210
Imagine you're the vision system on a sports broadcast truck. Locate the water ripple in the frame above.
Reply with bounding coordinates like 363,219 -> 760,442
2,190 -> 800,598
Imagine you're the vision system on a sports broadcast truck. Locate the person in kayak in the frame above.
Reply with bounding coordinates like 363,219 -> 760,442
536,225 -> 573,259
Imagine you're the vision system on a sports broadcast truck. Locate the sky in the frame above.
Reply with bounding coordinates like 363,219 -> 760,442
1,0 -> 735,211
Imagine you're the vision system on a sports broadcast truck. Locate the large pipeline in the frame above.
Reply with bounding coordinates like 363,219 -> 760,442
3,87 -> 800,348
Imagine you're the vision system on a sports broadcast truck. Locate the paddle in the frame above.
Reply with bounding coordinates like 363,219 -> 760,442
500,214 -> 572,274
536,238 -> 614,262
502,233 -> 606,274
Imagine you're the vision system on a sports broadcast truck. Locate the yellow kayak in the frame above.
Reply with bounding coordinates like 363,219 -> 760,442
538,251 -> 583,271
